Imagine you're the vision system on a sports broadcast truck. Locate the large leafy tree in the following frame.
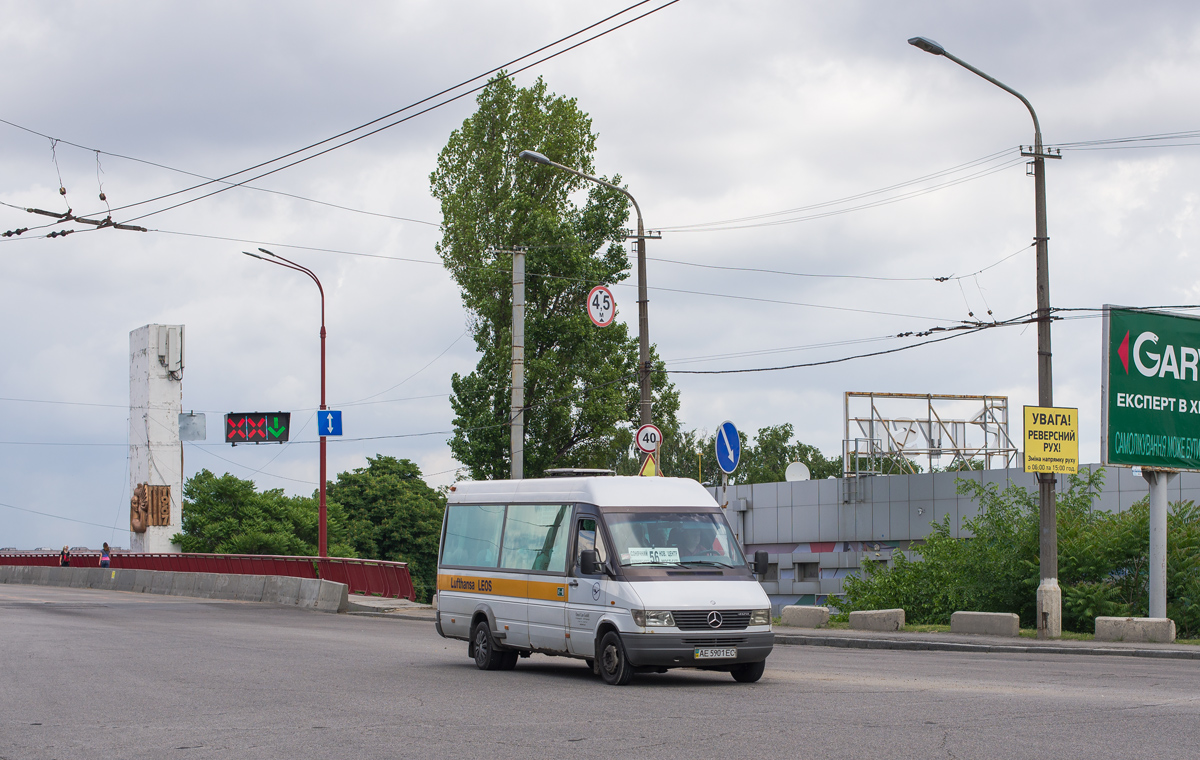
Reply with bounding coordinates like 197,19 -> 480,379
172,469 -> 355,557
431,74 -> 679,480
325,455 -> 445,601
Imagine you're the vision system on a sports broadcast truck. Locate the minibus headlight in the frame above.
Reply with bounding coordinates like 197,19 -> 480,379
631,609 -> 675,627
749,609 -> 771,626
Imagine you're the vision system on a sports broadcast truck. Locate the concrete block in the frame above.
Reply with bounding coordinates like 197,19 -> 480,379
195,573 -> 218,597
235,574 -> 267,602
1095,616 -> 1176,643
47,567 -> 69,586
849,608 -> 905,632
169,573 -> 198,596
149,572 -> 175,595
97,568 -> 119,589
84,568 -> 106,589
31,566 -> 50,585
112,569 -> 136,592
66,568 -> 89,588
131,570 -> 155,593
0,565 -> 13,583
315,580 -> 349,613
211,574 -> 238,600
951,611 -> 1020,637
267,575 -> 303,606
779,605 -> 830,628
298,578 -> 323,608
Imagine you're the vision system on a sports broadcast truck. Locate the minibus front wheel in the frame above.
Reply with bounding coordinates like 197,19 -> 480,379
472,621 -> 517,671
731,660 -> 766,683
597,631 -> 635,685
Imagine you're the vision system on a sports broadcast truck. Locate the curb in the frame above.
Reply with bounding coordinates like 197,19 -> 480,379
346,611 -> 436,622
773,633 -> 1200,660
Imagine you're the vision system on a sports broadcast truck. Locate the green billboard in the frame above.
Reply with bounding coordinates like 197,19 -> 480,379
1103,306 -> 1200,470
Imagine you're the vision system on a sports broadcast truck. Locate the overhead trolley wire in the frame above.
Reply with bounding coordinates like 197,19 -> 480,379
37,2 -> 680,229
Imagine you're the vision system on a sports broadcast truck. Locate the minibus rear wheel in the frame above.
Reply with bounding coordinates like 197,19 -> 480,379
598,632 -> 635,685
472,621 -> 516,671
731,660 -> 765,683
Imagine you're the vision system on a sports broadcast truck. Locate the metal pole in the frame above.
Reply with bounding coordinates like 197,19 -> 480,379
1144,470 -> 1171,618
244,248 -> 328,557
908,37 -> 1060,637
511,248 -> 525,480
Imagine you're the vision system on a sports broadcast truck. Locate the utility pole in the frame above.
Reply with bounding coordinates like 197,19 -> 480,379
908,36 -> 1063,638
491,247 -> 528,480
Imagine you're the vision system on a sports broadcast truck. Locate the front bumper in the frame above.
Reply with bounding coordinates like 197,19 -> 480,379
620,630 -> 774,668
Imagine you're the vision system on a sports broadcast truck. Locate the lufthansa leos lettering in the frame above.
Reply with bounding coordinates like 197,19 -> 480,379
1133,331 -> 1200,380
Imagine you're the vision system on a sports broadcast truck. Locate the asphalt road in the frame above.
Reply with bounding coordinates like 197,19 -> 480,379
2,585 -> 1199,760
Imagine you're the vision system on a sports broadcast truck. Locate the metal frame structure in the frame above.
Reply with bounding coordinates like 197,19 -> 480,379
842,392 -> 1018,478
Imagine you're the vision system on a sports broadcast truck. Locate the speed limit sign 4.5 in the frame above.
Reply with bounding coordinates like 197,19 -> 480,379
635,424 -> 663,454
586,285 -> 616,327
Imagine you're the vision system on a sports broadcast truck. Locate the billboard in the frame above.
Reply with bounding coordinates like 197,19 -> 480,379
1102,306 -> 1200,470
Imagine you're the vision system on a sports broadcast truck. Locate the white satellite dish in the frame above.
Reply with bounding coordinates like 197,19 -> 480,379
784,462 -> 811,482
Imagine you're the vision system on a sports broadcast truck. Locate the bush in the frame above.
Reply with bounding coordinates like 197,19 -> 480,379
835,467 -> 1200,636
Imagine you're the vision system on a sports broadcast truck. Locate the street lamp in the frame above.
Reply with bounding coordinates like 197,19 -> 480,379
908,36 -> 1061,637
518,149 -> 654,428
243,248 -> 330,557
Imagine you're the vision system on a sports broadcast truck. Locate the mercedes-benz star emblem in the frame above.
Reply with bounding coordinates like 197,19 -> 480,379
707,610 -> 723,629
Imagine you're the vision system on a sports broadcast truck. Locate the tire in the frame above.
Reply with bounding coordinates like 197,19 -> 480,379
472,621 -> 508,671
498,650 -> 519,670
597,631 -> 635,685
731,660 -> 766,683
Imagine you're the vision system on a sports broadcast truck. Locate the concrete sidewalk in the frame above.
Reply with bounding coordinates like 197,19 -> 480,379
774,624 -> 1200,660
345,593 -> 435,621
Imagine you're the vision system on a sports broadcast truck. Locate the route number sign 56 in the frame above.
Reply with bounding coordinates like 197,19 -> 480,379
587,285 -> 616,327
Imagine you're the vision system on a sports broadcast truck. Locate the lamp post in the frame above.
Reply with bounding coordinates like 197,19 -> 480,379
518,150 -> 654,429
243,248 -> 329,557
908,36 -> 1061,637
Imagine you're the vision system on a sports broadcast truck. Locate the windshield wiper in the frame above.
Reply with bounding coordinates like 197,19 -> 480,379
682,560 -> 735,568
624,561 -> 689,568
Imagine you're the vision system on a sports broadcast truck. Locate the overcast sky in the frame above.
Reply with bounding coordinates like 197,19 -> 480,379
4,1 -> 1200,549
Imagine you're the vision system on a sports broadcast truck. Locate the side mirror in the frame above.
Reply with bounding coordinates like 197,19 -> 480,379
753,550 -> 769,577
581,549 -> 602,576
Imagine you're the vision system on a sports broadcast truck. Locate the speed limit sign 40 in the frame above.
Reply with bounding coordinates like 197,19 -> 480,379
587,285 -> 616,327
635,424 -> 662,454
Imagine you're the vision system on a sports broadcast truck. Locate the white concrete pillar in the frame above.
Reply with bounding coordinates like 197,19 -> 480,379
129,325 -> 184,553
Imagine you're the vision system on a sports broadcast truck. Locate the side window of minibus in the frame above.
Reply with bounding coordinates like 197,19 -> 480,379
575,518 -> 607,573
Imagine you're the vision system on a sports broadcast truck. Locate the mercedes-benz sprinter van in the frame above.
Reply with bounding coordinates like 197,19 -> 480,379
434,475 -> 773,685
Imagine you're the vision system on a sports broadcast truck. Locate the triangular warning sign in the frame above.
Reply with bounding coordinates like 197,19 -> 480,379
639,453 -> 661,477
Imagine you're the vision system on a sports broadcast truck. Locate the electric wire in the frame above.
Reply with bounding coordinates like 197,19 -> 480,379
0,499 -> 119,531
73,2 -> 681,228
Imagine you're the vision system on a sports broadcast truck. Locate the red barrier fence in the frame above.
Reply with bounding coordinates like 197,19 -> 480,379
0,552 -> 415,601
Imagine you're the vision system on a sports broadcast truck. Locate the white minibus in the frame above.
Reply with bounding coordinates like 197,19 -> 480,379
434,473 -> 773,685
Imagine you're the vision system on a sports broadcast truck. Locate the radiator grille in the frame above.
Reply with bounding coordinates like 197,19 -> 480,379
672,610 -> 751,631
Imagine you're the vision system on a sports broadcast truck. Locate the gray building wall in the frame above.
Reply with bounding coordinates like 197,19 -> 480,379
710,464 -> 1200,613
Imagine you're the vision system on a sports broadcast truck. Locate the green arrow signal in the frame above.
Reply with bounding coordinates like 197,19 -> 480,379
267,416 -> 288,439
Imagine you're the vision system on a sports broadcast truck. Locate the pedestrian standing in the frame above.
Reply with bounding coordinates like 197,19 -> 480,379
99,542 -> 111,568
59,545 -> 71,567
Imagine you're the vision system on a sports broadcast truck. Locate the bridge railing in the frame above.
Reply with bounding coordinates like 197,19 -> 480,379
0,552 -> 415,601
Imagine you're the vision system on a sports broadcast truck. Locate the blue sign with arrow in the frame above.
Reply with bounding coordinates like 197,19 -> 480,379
317,410 -> 343,437
715,420 -> 740,474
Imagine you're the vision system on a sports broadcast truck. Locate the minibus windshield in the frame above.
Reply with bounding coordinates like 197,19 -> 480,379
604,511 -> 746,568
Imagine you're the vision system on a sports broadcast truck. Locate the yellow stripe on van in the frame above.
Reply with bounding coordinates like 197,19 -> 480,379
438,573 -> 566,601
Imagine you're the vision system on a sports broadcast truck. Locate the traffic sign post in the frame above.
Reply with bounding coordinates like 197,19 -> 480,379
714,421 -> 740,534
317,410 -> 343,437
1102,306 -> 1200,620
586,285 -> 616,327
